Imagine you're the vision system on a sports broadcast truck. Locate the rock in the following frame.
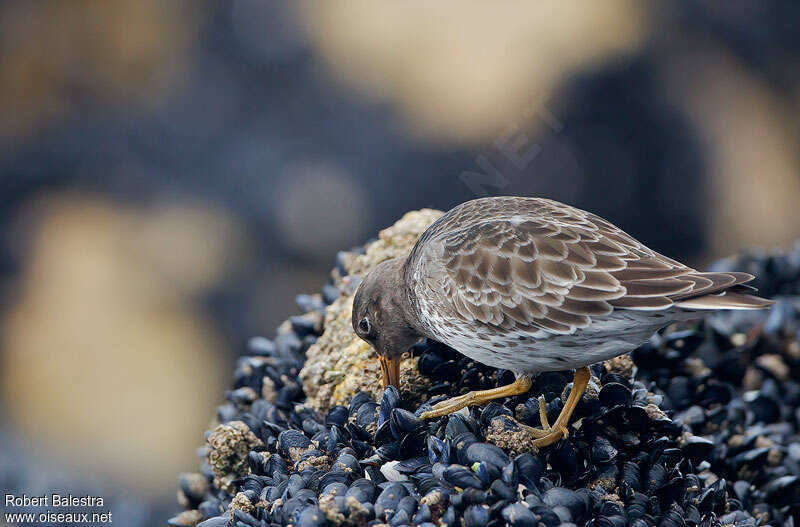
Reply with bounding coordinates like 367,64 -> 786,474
205,421 -> 262,492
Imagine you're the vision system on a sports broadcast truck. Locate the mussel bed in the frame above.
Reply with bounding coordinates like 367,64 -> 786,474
173,242 -> 800,527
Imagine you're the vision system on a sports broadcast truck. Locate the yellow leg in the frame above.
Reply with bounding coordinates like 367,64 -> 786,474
419,374 -> 532,420
524,367 -> 591,447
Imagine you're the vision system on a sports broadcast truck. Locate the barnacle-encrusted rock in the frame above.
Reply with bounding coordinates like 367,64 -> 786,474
485,416 -> 540,457
604,354 -> 636,378
300,209 -> 443,411
229,491 -> 255,520
318,494 -> 370,526
644,403 -> 668,421
295,453 -> 332,472
592,476 -> 617,493
206,421 -> 262,492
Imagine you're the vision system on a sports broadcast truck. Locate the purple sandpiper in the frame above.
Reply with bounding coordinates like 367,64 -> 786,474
352,197 -> 773,446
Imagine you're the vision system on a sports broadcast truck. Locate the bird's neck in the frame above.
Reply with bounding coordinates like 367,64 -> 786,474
383,256 -> 416,331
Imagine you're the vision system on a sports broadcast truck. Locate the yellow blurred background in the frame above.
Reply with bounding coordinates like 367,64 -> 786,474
1,1 -> 799,522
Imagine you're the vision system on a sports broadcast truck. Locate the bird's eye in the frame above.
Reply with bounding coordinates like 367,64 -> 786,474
358,317 -> 371,335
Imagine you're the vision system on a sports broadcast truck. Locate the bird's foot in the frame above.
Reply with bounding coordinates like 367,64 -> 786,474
516,395 -> 561,438
520,366 -> 591,447
419,374 -> 532,420
515,395 -> 568,442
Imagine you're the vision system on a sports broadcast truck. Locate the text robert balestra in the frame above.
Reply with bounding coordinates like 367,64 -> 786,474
5,494 -> 105,507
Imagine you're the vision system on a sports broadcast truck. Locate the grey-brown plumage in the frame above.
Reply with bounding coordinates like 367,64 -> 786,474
353,197 -> 772,435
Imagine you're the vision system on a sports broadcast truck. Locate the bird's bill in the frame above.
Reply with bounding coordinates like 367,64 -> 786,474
379,355 -> 401,388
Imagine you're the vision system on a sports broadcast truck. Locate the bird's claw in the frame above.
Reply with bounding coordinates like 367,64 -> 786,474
520,422 -> 569,445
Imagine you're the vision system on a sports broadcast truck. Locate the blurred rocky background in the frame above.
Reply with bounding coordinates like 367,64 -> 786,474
0,1 -> 799,524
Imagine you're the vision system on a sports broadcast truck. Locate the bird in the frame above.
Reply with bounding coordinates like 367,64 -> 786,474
352,196 -> 773,447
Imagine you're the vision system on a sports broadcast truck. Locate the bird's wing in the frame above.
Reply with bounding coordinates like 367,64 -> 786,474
420,198 -> 757,335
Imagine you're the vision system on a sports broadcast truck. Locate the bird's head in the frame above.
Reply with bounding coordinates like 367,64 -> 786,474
352,257 -> 421,388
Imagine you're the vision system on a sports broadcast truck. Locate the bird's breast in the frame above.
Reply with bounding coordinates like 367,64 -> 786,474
417,308 -> 683,374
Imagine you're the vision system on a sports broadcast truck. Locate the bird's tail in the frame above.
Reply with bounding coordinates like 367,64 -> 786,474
673,271 -> 774,310
675,291 -> 774,310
